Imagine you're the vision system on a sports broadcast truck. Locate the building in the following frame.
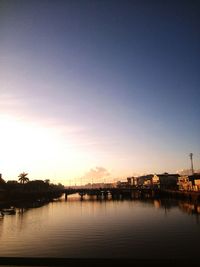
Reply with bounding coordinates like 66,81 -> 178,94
136,175 -> 153,187
153,173 -> 179,190
117,177 -> 133,188
127,176 -> 137,186
177,176 -> 192,191
188,174 -> 200,191
152,175 -> 160,188
143,179 -> 152,188
127,177 -> 132,185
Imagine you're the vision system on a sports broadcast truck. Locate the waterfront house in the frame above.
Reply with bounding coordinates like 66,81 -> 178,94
177,176 -> 193,191
127,177 -> 132,185
143,179 -> 152,188
152,175 -> 160,187
127,176 -> 137,186
117,181 -> 129,188
194,179 -> 200,191
117,177 -> 134,188
188,174 -> 200,191
153,173 -> 179,190
136,175 -> 154,187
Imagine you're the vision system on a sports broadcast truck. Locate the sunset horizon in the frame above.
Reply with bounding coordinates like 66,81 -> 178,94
1,0 -> 199,185
0,0 -> 200,262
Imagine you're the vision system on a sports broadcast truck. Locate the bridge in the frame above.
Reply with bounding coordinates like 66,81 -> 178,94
63,187 -> 159,200
63,187 -> 200,202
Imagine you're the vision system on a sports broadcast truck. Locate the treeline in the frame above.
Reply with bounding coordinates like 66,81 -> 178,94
4,179 -> 64,192
0,175 -> 65,202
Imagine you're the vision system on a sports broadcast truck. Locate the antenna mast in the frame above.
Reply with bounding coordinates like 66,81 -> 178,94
189,153 -> 194,175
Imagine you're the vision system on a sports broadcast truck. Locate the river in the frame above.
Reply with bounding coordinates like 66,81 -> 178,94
0,194 -> 199,259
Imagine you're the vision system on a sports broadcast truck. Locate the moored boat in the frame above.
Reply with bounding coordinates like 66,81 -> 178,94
1,208 -> 16,215
0,210 -> 4,217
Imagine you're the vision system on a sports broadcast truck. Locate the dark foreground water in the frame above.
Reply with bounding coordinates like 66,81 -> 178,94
0,194 -> 200,259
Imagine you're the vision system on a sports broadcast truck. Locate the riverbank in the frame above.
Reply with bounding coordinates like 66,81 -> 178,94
0,189 -> 63,209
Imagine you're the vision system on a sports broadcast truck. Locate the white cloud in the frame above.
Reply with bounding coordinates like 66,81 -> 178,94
82,166 -> 110,182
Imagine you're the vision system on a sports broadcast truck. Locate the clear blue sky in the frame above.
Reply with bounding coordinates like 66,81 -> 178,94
0,0 -> 200,184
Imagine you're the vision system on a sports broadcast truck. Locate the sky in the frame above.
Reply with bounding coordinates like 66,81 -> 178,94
0,0 -> 200,185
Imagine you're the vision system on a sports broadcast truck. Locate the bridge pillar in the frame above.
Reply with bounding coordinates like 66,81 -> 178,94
96,193 -> 101,200
103,191 -> 108,199
79,192 -> 86,200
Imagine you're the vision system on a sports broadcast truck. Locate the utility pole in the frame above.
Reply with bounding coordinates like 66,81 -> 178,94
189,153 -> 194,175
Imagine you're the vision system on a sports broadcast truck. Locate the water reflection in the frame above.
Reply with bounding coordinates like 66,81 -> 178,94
0,215 -> 4,239
64,194 -> 200,223
1,194 -> 200,217
0,194 -> 200,258
179,202 -> 200,215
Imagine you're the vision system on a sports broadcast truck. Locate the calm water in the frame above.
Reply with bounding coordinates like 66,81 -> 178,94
0,194 -> 200,259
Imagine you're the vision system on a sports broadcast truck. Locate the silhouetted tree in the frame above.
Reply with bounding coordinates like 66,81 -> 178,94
18,172 -> 29,184
0,174 -> 6,184
26,180 -> 46,191
57,183 -> 65,189
6,180 -> 19,190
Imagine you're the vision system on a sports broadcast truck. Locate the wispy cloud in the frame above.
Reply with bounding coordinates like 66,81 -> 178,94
0,92 -> 86,132
0,93 -> 24,110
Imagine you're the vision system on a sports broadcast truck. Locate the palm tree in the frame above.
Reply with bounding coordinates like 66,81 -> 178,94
18,172 -> 29,184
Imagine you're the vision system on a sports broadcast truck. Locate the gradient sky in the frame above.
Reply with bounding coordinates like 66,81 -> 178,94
0,0 -> 200,185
